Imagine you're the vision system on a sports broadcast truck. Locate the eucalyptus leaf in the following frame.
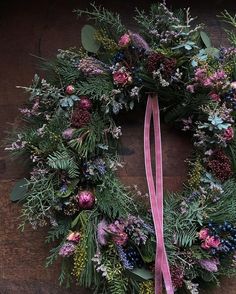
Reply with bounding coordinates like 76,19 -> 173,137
204,47 -> 220,58
81,25 -> 100,53
129,268 -> 153,281
10,179 -> 28,202
200,31 -> 212,48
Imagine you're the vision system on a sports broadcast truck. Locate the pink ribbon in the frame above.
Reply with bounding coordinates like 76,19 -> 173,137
144,94 -> 174,294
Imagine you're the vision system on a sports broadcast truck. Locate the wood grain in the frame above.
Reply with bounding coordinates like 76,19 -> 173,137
0,0 -> 236,293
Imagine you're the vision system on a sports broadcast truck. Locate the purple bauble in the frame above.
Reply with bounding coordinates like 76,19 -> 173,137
79,96 -> 92,110
76,190 -> 95,210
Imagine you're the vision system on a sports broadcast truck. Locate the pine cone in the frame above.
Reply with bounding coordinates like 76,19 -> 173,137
71,108 -> 91,128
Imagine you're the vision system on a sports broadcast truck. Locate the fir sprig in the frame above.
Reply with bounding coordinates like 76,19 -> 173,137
75,3 -> 126,36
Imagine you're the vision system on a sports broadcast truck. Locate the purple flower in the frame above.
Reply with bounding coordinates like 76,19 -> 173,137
62,128 -> 74,140
116,245 -> 134,270
59,242 -> 76,257
78,57 -> 107,76
97,219 -> 108,246
129,31 -> 150,51
199,258 -> 220,272
186,84 -> 195,93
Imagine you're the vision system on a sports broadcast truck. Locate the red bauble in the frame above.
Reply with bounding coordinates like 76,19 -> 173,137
66,85 -> 75,95
76,190 -> 95,210
79,96 -> 92,110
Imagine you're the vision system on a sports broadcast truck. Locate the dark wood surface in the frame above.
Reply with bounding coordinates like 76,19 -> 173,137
1,0 -> 236,293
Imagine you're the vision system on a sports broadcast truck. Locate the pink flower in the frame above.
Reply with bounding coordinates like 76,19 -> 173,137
199,258 -> 220,272
113,232 -> 128,246
67,231 -> 81,243
224,127 -> 234,141
209,92 -> 221,102
194,67 -> 207,82
118,33 -> 131,47
186,84 -> 195,93
113,69 -> 132,86
201,236 -> 221,250
198,228 -> 210,240
66,85 -> 75,95
211,70 -> 227,80
203,78 -> 213,87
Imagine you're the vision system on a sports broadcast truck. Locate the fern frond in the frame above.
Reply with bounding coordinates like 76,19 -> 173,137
47,149 -> 79,178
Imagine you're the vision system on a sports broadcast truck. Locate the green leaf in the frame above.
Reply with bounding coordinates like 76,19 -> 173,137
10,179 -> 28,202
129,268 -> 153,281
200,31 -> 212,48
71,213 -> 80,228
81,25 -> 100,53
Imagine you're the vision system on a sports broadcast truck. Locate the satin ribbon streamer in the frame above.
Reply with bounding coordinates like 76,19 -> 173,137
144,94 -> 174,294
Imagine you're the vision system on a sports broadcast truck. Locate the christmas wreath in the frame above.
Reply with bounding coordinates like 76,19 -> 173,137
5,2 -> 236,293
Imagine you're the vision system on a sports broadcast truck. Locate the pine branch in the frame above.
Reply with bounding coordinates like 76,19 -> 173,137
77,77 -> 113,100
96,173 -> 137,219
74,3 -> 126,35
68,113 -> 109,158
45,220 -> 71,243
219,10 -> 236,46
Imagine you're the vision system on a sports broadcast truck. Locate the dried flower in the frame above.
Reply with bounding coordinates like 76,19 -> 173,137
116,245 -> 134,270
118,33 -> 131,47
78,57 -> 106,76
97,219 -> 108,246
66,85 -> 75,95
129,31 -> 150,51
59,242 -> 76,257
207,150 -> 233,182
71,108 -> 91,128
67,231 -> 81,243
62,128 -> 75,140
223,127 -> 234,141
199,258 -> 219,272
210,93 -> 221,102
113,66 -> 132,86
171,265 -> 184,290
198,228 -> 210,240
186,84 -> 195,93
201,236 -> 221,250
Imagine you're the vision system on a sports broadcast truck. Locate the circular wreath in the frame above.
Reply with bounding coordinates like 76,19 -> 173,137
6,2 -> 236,293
